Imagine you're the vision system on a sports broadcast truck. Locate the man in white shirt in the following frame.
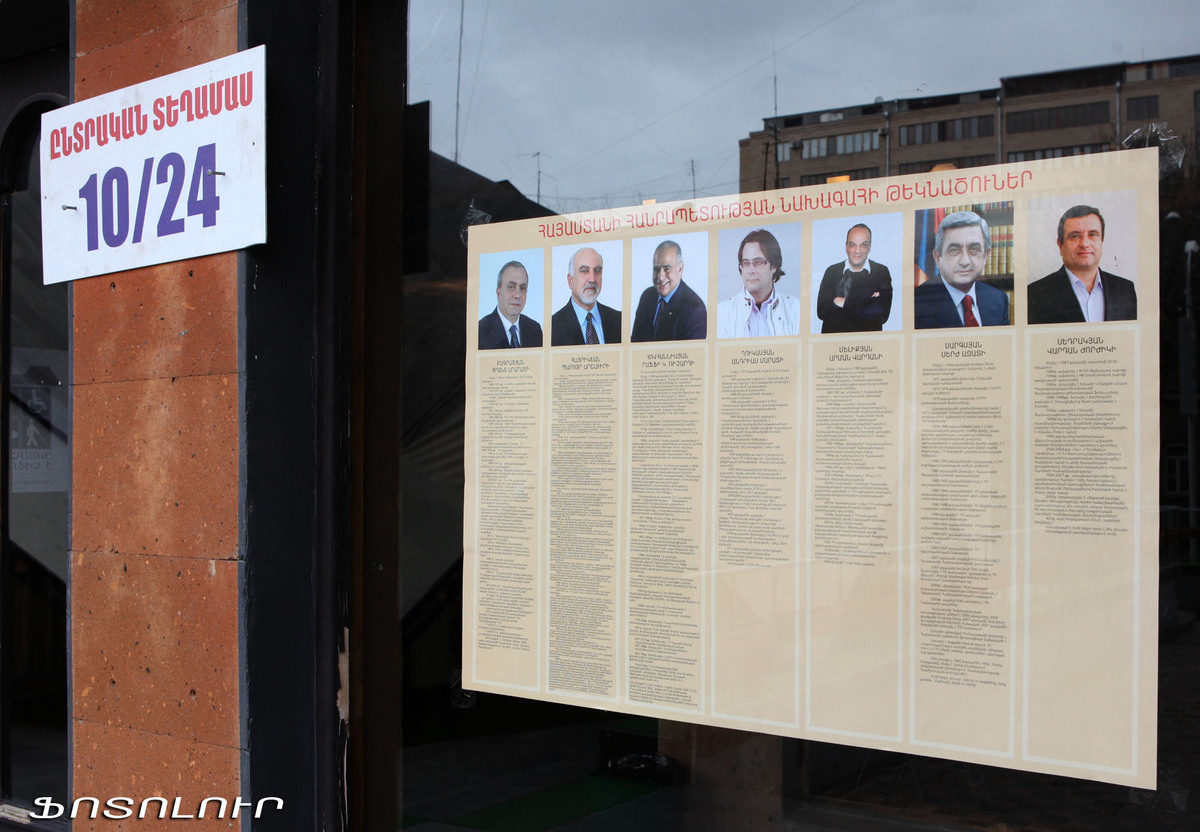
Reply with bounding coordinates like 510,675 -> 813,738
717,228 -> 800,338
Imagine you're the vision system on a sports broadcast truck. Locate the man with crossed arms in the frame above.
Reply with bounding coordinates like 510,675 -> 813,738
816,222 -> 893,333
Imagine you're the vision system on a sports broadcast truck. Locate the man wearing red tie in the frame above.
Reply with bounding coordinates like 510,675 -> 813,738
914,211 -> 1010,329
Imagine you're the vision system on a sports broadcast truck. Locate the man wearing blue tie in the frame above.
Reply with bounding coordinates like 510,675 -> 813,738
478,261 -> 544,349
630,239 -> 707,342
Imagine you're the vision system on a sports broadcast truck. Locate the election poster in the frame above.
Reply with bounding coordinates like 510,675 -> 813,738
462,149 -> 1159,788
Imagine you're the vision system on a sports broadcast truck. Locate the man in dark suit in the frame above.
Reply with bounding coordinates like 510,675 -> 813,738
817,223 -> 893,333
630,240 -> 707,342
915,210 -> 1010,329
478,260 -> 543,349
550,246 -> 622,346
1027,205 -> 1136,324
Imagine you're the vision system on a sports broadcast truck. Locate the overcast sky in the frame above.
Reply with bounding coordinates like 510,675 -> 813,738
409,0 -> 1197,214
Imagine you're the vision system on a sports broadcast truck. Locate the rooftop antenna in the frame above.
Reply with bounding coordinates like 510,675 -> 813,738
772,44 -> 779,121
533,151 -> 542,204
772,41 -> 780,187
454,0 -> 465,163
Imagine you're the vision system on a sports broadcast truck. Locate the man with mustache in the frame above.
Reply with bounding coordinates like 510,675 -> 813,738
551,246 -> 623,345
914,210 -> 1010,329
630,239 -> 707,342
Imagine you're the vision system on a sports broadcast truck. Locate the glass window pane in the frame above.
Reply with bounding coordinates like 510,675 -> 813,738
399,5 -> 1200,829
3,123 -> 69,808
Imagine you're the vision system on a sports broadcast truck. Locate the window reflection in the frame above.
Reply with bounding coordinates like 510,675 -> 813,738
2,123 -> 69,807
401,4 -> 1200,827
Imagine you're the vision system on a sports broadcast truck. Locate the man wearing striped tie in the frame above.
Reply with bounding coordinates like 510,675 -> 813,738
551,247 -> 623,346
478,260 -> 544,349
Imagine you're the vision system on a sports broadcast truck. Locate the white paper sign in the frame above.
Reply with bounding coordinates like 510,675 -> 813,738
40,46 -> 266,284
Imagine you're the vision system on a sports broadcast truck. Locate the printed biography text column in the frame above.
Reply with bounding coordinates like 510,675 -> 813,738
548,353 -> 622,699
626,347 -> 706,711
474,352 -> 544,687
712,343 -> 799,725
912,334 -> 1015,754
1025,329 -> 1138,771
808,339 -> 902,738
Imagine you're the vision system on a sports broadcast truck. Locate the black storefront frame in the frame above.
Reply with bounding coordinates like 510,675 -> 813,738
0,5 -> 70,816
348,0 -> 406,827
0,98 -> 69,830
238,0 -> 361,830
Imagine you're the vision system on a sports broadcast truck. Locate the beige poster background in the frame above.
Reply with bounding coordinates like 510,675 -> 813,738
462,150 -> 1159,788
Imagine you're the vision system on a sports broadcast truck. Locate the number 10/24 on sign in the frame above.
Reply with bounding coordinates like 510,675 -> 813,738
74,143 -> 220,252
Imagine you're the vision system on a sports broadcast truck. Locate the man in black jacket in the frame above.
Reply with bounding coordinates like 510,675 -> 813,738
816,223 -> 893,333
551,247 -> 622,345
630,239 -> 707,342
478,260 -> 543,349
1027,205 -> 1136,324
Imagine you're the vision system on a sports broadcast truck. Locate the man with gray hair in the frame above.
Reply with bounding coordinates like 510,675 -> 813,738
479,260 -> 543,349
631,239 -> 707,341
914,210 -> 1010,329
1027,204 -> 1136,324
551,246 -> 622,346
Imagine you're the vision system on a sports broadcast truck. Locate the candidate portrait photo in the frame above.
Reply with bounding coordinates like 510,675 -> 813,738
1025,192 -> 1138,325
715,223 -> 802,339
912,203 -> 1014,330
810,212 -> 903,335
477,248 -> 546,350
550,240 -> 624,346
630,231 -> 710,343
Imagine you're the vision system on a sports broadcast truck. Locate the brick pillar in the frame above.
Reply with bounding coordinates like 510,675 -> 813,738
69,2 -> 243,825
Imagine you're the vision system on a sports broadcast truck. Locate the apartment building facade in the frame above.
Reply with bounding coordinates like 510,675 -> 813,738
740,54 -> 1200,190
